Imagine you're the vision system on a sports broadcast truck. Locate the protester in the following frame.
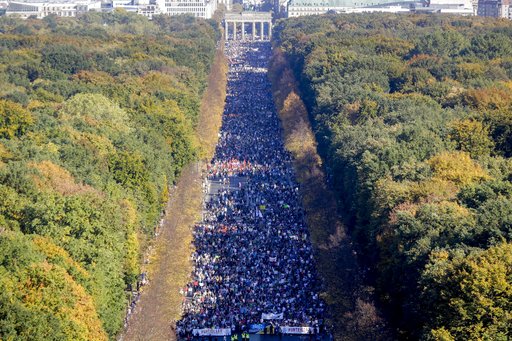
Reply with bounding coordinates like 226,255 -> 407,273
176,42 -> 325,339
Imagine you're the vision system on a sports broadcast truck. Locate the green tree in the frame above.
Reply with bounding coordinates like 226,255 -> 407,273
421,244 -> 512,340
414,30 -> 468,58
449,119 -> 494,158
41,44 -> 92,74
108,151 -> 148,189
469,33 -> 512,60
0,232 -> 107,340
0,100 -> 34,139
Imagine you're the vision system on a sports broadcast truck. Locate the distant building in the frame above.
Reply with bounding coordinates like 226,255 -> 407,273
217,0 -> 232,10
477,0 -> 510,17
344,4 -> 411,12
106,0 -> 161,19
287,0 -> 415,17
274,0 -> 288,15
156,0 -> 217,18
0,1 -> 8,11
286,0 -> 477,16
4,0 -> 218,19
470,0 -> 478,11
5,0 -> 100,18
413,0 -> 474,14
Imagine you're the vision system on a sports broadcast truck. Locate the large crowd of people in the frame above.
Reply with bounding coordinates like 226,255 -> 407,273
176,42 -> 326,338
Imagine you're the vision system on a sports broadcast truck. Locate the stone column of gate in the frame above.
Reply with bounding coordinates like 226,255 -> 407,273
269,20 -> 272,40
252,21 -> 256,40
260,21 -> 264,41
225,20 -> 229,40
233,21 -> 237,40
241,21 -> 245,40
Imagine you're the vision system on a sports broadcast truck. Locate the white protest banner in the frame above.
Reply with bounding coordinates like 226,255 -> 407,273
261,312 -> 283,320
280,326 -> 313,334
192,328 -> 231,336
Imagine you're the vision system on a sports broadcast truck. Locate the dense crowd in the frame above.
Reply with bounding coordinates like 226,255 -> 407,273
176,42 -> 326,338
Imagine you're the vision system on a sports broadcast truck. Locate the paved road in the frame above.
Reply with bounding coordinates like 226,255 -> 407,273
177,41 -> 328,339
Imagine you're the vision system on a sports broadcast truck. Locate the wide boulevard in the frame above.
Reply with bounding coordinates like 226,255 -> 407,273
176,42 -> 329,340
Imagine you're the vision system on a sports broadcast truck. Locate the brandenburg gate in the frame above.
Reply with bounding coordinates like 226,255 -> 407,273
224,12 -> 273,41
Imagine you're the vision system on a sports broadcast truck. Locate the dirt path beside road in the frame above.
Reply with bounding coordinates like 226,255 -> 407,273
120,45 -> 227,341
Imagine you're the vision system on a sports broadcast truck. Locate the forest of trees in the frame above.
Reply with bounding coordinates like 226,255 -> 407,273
0,11 -> 219,339
274,14 -> 512,340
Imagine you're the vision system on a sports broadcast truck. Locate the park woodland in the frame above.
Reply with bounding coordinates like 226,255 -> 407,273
0,8 -> 511,341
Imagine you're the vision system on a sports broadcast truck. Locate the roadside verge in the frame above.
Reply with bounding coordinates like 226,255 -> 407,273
269,47 -> 391,340
121,43 -> 228,341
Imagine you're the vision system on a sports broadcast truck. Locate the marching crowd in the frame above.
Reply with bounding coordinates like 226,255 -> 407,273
176,42 -> 326,338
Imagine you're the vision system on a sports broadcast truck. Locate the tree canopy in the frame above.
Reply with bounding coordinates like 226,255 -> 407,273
0,12 -> 219,339
274,13 -> 512,339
